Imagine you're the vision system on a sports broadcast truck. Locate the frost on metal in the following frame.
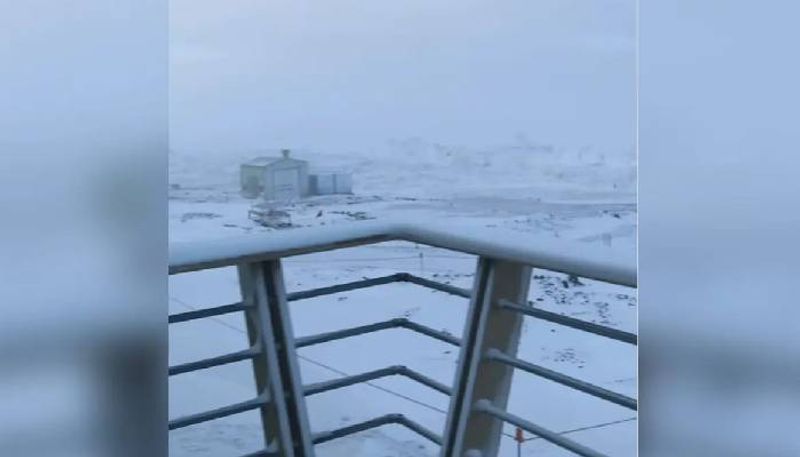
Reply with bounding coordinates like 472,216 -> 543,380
169,221 -> 636,287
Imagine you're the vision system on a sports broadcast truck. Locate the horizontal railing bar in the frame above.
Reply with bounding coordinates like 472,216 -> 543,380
169,347 -> 259,376
170,227 -> 396,274
169,222 -> 637,287
313,414 -> 396,444
295,319 -> 401,348
473,399 -> 610,457
168,302 -> 248,324
391,275 -> 638,346
304,366 -> 401,396
396,414 -> 444,445
295,318 -> 461,349
498,299 -> 638,345
397,366 -> 453,395
312,413 -> 442,445
398,273 -> 472,298
303,365 -> 452,397
401,319 -> 461,346
485,349 -> 637,410
168,395 -> 267,430
287,273 -> 406,301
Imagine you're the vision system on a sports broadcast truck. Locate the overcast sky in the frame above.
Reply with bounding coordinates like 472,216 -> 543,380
170,0 -> 635,154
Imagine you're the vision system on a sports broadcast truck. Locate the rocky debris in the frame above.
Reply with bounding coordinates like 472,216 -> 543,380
180,212 -> 222,223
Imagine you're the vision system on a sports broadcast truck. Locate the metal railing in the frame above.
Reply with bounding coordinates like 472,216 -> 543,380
169,222 -> 637,457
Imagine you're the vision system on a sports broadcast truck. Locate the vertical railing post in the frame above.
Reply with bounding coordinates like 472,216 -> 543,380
238,259 -> 315,457
441,257 -> 532,457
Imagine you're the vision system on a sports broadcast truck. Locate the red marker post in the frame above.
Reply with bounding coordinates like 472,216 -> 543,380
515,427 -> 524,457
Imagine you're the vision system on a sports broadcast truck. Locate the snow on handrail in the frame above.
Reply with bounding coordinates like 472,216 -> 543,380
169,221 -> 636,287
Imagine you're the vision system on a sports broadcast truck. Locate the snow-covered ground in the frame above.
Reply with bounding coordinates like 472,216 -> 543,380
168,143 -> 636,456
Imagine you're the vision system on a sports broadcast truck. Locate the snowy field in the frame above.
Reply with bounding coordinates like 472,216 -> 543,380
169,144 -> 637,456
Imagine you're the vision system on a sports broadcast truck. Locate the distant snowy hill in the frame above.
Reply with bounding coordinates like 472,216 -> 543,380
169,138 -> 635,204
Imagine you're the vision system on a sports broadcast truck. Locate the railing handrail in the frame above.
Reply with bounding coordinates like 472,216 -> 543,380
169,221 -> 636,287
169,221 -> 637,455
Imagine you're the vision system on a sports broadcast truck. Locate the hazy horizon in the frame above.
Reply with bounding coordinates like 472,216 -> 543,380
170,0 -> 635,156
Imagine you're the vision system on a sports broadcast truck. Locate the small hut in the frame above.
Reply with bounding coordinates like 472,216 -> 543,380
240,149 -> 309,200
309,170 -> 353,196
